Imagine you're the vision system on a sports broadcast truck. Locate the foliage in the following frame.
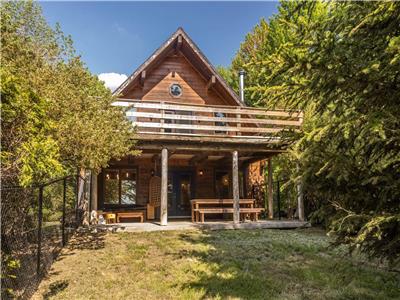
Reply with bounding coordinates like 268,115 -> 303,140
1,1 -> 138,187
1,3 -> 138,296
221,1 -> 400,266
1,255 -> 21,298
1,70 -> 64,186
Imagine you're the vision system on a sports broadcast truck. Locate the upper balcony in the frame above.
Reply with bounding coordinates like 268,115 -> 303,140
113,99 -> 303,152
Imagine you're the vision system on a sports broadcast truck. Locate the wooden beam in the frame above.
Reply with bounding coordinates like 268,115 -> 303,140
206,75 -> 216,90
267,158 -> 273,219
189,153 -> 208,166
126,110 -> 302,126
134,121 -> 289,134
120,100 -> 302,118
297,164 -> 305,221
232,150 -> 240,224
232,151 -> 240,224
137,142 -> 285,154
139,70 -> 146,87
176,35 -> 183,53
160,148 -> 168,225
136,132 -> 284,145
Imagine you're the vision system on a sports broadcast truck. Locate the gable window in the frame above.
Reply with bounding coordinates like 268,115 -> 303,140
169,83 -> 182,97
104,169 -> 137,206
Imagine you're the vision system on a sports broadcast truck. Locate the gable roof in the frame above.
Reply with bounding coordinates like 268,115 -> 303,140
113,27 -> 243,106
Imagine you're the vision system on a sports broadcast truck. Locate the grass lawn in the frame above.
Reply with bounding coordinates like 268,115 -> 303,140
33,228 -> 399,300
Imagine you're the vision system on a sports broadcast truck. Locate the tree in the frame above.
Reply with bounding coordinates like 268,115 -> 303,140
1,1 -> 138,186
222,1 -> 400,266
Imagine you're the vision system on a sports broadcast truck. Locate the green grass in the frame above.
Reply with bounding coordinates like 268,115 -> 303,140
33,228 -> 399,300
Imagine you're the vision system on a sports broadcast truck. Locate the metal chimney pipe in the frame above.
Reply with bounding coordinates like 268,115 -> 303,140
239,70 -> 246,104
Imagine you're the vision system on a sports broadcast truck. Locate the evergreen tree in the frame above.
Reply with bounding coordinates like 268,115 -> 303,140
222,1 -> 400,266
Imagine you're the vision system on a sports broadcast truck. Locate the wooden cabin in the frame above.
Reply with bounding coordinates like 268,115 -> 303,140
90,28 -> 303,225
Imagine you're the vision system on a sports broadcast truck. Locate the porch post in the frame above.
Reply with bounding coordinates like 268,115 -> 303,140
90,173 -> 98,212
297,164 -> 305,221
160,148 -> 168,226
267,158 -> 274,219
232,150 -> 240,224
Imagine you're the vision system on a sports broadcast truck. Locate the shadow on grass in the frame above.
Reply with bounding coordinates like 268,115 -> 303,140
42,280 -> 69,300
175,229 -> 400,300
64,229 -> 107,251
177,230 -> 283,299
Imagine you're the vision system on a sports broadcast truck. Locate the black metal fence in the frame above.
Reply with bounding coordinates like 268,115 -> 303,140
1,173 -> 91,299
272,178 -> 299,220
250,178 -> 299,220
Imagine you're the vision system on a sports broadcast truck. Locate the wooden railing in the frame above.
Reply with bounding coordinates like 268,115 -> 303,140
113,99 -> 303,141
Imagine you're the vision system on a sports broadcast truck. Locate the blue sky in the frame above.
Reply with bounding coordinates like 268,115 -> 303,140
40,1 -> 279,90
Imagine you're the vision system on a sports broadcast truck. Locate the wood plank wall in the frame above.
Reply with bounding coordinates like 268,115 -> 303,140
125,54 -> 234,106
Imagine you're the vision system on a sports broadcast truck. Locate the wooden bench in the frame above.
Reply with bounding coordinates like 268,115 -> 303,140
194,208 -> 264,223
116,211 -> 145,223
191,199 -> 255,222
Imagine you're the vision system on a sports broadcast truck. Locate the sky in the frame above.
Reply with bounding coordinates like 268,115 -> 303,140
40,1 -> 279,90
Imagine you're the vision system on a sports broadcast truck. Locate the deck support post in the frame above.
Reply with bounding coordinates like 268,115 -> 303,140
232,150 -> 240,224
90,173 -> 98,212
297,164 -> 305,221
267,158 -> 274,219
160,148 -> 168,226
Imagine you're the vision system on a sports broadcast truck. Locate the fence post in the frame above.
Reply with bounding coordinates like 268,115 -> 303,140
75,174 -> 79,228
89,172 -> 92,224
37,186 -> 44,276
62,178 -> 67,246
277,180 -> 281,220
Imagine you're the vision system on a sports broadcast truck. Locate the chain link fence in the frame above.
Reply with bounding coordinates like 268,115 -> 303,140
1,174 -> 91,299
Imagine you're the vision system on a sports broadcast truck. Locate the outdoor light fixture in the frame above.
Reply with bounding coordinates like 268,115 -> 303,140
150,169 -> 155,176
198,170 -> 204,176
106,174 -> 110,180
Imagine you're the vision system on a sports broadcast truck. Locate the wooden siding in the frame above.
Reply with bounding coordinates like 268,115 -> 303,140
124,54 -> 233,106
98,155 -> 232,209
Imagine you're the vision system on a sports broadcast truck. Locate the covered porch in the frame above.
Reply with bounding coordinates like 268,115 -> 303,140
90,146 -> 305,226
90,99 -> 305,226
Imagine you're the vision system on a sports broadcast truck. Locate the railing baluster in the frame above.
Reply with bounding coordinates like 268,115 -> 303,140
160,101 -> 165,133
236,107 -> 241,136
114,99 -> 303,139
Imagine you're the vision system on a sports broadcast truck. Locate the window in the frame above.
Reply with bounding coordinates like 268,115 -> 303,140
169,83 -> 182,97
104,169 -> 137,205
214,112 -> 227,134
215,171 -> 230,198
164,110 -> 192,134
126,107 -> 137,123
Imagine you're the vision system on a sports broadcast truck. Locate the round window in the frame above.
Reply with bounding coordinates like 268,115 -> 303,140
169,83 -> 182,97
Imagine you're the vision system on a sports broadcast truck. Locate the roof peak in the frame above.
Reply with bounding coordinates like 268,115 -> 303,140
113,27 -> 242,106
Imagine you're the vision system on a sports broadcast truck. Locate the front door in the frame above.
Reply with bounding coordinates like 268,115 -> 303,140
168,171 -> 194,217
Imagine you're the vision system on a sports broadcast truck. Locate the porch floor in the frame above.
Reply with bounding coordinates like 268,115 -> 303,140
102,219 -> 310,232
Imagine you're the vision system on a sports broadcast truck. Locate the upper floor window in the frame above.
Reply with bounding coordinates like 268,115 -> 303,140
170,83 -> 182,97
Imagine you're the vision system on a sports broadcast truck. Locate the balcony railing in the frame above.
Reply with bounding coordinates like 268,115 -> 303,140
113,99 -> 303,143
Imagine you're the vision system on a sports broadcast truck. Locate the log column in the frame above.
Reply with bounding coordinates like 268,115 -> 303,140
160,148 -> 168,226
297,164 -> 305,221
267,158 -> 274,219
90,173 -> 98,212
232,150 -> 240,224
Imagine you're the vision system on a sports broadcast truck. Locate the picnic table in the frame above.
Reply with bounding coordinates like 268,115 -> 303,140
190,199 -> 258,222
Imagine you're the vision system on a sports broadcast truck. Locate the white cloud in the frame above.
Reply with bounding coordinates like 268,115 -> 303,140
98,72 -> 128,92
